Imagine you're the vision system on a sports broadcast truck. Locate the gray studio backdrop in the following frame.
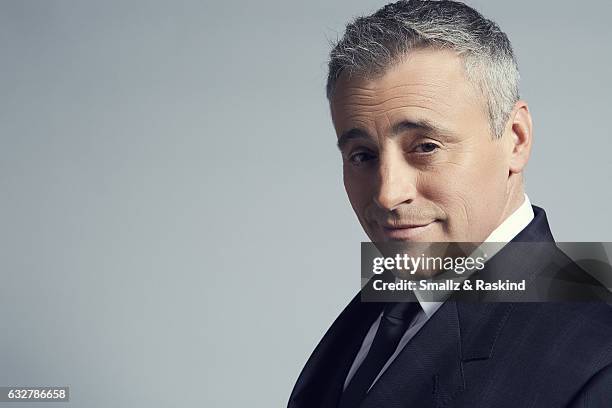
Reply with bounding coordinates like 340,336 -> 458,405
1,0 -> 611,407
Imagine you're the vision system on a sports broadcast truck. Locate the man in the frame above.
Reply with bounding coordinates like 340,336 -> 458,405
288,1 -> 612,407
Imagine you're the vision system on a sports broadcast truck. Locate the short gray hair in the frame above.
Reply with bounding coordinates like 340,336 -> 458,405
326,0 -> 520,138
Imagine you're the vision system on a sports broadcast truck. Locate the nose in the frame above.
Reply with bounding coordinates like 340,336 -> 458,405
373,150 -> 417,211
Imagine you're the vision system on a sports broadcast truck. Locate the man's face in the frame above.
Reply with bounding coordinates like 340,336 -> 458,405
331,49 -> 514,243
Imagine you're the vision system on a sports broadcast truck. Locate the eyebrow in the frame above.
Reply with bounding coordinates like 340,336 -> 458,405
336,119 -> 450,151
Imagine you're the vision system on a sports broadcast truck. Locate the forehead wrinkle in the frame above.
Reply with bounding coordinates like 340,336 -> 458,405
341,74 -> 455,94
340,82 -> 450,100
333,80 -> 467,135
337,86 -> 377,98
337,85 -> 455,111
339,96 -> 450,123
382,82 -> 455,103
339,93 -> 451,114
380,81 -> 453,93
384,105 -> 448,121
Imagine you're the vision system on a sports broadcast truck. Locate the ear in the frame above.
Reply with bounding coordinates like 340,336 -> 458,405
505,100 -> 533,174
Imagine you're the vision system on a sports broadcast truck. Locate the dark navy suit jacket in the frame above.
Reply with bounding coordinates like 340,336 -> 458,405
288,206 -> 612,407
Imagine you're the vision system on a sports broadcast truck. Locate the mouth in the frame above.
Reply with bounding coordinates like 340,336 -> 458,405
380,221 -> 437,240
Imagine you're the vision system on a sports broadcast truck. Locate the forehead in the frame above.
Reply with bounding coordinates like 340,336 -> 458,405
330,48 -> 486,135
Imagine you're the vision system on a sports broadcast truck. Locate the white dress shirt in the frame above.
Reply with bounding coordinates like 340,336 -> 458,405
343,194 -> 535,391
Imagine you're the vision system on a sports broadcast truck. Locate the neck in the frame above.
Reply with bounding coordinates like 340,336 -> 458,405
498,176 -> 526,227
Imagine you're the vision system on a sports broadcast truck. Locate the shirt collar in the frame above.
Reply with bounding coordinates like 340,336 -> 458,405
483,193 -> 534,243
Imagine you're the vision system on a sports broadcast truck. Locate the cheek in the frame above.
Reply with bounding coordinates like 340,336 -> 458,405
470,147 -> 511,207
416,157 -> 506,227
417,171 -> 471,223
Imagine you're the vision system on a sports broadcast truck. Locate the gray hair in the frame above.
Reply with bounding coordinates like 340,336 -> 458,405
326,0 -> 520,138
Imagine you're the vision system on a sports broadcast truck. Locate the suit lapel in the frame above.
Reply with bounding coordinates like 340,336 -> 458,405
456,302 -> 516,361
288,294 -> 385,408
359,301 -> 516,408
360,300 -> 463,408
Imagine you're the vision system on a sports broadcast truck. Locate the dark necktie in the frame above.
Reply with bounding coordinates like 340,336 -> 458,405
338,301 -> 421,408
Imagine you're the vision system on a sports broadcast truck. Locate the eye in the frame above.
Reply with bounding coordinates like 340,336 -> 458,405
348,151 -> 376,165
413,142 -> 440,154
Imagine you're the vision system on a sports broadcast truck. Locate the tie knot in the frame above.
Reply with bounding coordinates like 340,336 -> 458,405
383,301 -> 421,321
